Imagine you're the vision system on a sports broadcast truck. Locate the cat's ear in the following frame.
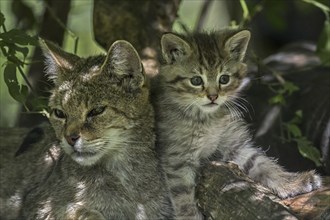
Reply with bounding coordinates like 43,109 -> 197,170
224,30 -> 250,62
102,40 -> 144,89
161,33 -> 192,64
39,38 -> 80,82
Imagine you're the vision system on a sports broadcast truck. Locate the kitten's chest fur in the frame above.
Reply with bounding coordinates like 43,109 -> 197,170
158,110 -> 239,163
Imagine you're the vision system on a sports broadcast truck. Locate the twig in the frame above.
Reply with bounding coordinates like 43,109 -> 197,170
17,65 -> 35,93
301,0 -> 330,20
44,2 -> 79,53
239,0 -> 265,27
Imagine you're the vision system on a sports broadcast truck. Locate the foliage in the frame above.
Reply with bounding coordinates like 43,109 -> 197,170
268,81 -> 300,105
283,110 -> 322,166
238,0 -> 326,166
0,11 -> 38,110
301,0 -> 330,66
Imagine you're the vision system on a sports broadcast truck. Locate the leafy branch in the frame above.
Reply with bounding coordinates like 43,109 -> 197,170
0,11 -> 38,110
283,110 -> 322,166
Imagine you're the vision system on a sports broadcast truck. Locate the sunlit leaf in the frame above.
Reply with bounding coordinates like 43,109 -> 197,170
3,63 -> 28,103
296,137 -> 322,166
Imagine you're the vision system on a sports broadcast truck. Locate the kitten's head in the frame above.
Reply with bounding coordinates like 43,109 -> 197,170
159,29 -> 250,118
40,39 -> 150,166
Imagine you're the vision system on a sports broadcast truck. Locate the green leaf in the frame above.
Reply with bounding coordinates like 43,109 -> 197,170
0,12 -> 5,27
269,94 -> 285,105
296,137 -> 322,166
283,81 -> 300,95
0,29 -> 38,46
13,44 -> 29,59
295,110 -> 303,118
3,63 -> 28,103
317,20 -> 330,66
286,124 -> 302,137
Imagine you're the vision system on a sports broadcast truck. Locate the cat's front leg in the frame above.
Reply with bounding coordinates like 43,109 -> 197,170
164,160 -> 203,220
232,146 -> 322,198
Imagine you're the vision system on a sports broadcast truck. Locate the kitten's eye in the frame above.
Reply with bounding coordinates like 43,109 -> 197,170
53,109 -> 66,119
88,106 -> 106,117
190,76 -> 203,86
219,75 -> 230,84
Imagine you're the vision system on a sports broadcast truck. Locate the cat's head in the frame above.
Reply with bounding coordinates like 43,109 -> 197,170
159,29 -> 250,118
40,39 -> 149,166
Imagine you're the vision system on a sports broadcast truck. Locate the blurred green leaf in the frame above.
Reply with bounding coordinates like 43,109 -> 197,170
295,110 -> 303,118
286,124 -> 302,137
269,94 -> 285,105
296,137 -> 322,166
316,20 -> 330,66
4,63 -> 28,103
0,12 -> 5,27
283,81 -> 300,95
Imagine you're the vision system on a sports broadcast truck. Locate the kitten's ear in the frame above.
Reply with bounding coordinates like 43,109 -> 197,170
102,40 -> 144,89
224,30 -> 250,62
39,38 -> 80,82
161,33 -> 192,64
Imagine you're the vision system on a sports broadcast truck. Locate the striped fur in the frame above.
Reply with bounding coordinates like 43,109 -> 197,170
152,29 -> 322,219
0,40 -> 174,219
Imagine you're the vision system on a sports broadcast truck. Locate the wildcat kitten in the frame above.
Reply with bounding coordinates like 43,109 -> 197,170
0,39 -> 173,219
151,29 -> 322,219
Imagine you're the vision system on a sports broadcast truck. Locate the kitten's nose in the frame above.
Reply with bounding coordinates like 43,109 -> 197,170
207,94 -> 218,102
65,134 -> 80,146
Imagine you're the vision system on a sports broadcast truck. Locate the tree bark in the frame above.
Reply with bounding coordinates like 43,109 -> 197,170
93,0 -> 181,76
197,161 -> 330,220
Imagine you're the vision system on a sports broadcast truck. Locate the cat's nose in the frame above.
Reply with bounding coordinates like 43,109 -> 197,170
65,134 -> 80,146
207,94 -> 218,102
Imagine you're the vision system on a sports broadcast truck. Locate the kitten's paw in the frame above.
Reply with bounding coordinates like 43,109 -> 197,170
273,171 -> 322,199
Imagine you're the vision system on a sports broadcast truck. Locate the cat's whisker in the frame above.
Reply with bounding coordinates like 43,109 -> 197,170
227,101 -> 244,120
183,100 -> 199,114
229,94 -> 255,116
223,102 -> 240,120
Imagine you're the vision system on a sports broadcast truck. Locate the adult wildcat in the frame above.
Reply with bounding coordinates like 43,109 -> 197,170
151,29 -> 322,219
0,39 -> 173,219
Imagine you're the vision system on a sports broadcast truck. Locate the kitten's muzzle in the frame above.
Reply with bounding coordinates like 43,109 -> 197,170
65,134 -> 81,147
207,94 -> 218,102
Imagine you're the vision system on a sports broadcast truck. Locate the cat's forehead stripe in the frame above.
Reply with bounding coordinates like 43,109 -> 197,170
192,34 -> 224,71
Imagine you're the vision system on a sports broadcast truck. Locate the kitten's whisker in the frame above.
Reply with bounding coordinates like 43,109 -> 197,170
224,102 -> 240,120
185,100 -> 198,113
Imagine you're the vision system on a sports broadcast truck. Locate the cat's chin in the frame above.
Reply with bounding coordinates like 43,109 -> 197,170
200,103 -> 219,113
61,141 -> 103,166
71,152 -> 103,166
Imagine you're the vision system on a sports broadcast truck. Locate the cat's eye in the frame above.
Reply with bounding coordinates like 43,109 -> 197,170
88,106 -> 106,117
190,76 -> 203,86
53,109 -> 66,119
219,75 -> 230,84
